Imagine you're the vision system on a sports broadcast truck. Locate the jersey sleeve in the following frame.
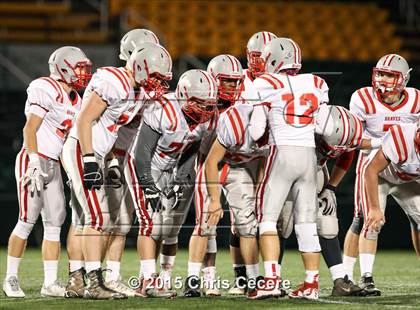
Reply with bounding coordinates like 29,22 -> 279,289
216,112 -> 236,149
314,75 -> 329,104
349,90 -> 366,122
382,125 -> 409,164
26,80 -> 55,119
142,103 -> 165,134
88,69 -> 128,106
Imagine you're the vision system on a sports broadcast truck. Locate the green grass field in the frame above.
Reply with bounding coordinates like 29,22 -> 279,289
0,248 -> 419,309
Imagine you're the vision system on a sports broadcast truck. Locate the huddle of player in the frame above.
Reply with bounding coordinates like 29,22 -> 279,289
3,28 -> 420,301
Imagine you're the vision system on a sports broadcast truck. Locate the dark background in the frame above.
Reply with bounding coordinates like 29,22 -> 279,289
0,0 -> 419,250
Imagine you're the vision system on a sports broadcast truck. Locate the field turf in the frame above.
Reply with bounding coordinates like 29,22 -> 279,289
0,248 -> 419,309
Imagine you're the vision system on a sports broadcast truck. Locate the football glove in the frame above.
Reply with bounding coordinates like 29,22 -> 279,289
318,185 -> 337,216
106,157 -> 124,188
21,153 -> 48,194
82,153 -> 103,190
142,183 -> 162,212
163,183 -> 184,210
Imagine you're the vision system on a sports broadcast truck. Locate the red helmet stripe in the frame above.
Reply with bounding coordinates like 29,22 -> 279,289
386,54 -> 396,67
199,70 -> 213,97
262,32 -> 267,45
336,106 -> 349,146
227,55 -> 236,72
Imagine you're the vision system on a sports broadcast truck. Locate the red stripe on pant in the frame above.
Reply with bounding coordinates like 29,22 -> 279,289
75,143 -> 97,229
354,153 -> 365,218
195,166 -> 206,236
18,149 -> 29,222
256,146 -> 277,222
90,189 -> 103,230
17,149 -> 24,220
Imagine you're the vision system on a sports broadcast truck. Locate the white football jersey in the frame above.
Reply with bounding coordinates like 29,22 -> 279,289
379,123 -> 420,184
252,73 -> 329,147
242,69 -> 261,105
70,66 -> 147,157
350,86 -> 419,140
217,104 -> 268,165
25,77 -> 82,160
143,92 -> 214,171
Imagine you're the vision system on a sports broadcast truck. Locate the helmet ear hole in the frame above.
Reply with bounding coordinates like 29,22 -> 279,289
200,78 -> 203,83
61,68 -> 68,74
271,60 -> 276,66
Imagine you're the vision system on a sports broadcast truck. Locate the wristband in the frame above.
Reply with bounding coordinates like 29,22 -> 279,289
82,153 -> 96,163
28,153 -> 40,164
325,184 -> 336,192
370,138 -> 383,149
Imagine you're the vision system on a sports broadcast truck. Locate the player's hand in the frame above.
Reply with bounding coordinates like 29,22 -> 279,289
206,199 -> 223,227
21,154 -> 48,194
143,183 -> 162,212
106,157 -> 124,188
82,153 -> 103,190
163,183 -> 184,210
366,208 -> 385,232
318,186 -> 337,216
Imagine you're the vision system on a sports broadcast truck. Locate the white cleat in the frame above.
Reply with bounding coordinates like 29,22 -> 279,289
106,279 -> 140,297
3,276 -> 25,298
41,280 -> 66,297
203,287 -> 221,296
228,285 -> 245,296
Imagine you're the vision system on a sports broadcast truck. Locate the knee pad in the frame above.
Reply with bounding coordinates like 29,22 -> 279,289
364,227 -> 380,240
317,215 -> 339,239
43,226 -> 61,242
350,217 -> 363,235
229,230 -> 240,248
259,221 -> 277,235
12,221 -> 34,240
162,236 -> 178,245
207,236 -> 217,253
294,223 -> 321,253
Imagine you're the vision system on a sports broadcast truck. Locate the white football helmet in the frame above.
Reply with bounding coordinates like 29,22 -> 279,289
372,54 -> 411,98
246,31 -> 277,77
127,42 -> 172,99
176,69 -> 218,123
315,105 -> 363,159
207,54 -> 244,103
48,46 -> 92,89
262,37 -> 302,74
119,28 -> 159,61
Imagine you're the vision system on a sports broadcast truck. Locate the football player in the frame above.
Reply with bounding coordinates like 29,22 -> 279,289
61,43 -> 172,299
250,37 -> 325,300
134,69 -> 218,297
229,31 -> 277,296
102,28 -> 162,297
342,54 -> 419,295
3,47 -> 91,298
184,55 -> 248,297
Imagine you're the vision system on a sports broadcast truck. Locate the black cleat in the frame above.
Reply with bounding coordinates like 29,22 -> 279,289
84,269 -> 127,300
332,275 -> 364,296
359,273 -> 381,296
184,276 -> 201,297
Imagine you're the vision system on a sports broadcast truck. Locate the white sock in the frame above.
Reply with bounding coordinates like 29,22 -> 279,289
43,260 -> 58,286
343,255 -> 357,281
263,261 -> 279,278
245,264 -> 259,279
203,266 -> 216,280
305,270 -> 319,283
85,261 -> 101,273
359,253 -> 375,276
187,261 -> 202,277
141,259 -> 156,279
160,254 -> 175,270
6,256 -> 22,279
329,263 -> 347,281
105,260 -> 120,282
69,260 -> 84,273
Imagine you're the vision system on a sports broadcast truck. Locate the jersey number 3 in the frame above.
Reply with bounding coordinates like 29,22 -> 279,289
282,93 -> 319,125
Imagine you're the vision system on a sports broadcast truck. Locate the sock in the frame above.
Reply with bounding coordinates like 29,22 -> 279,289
319,237 -> 343,268
305,270 -> 319,283
160,255 -> 175,284
203,266 -> 217,289
233,264 -> 246,279
329,263 -> 347,281
141,259 -> 156,279
6,256 -> 22,279
343,255 -> 357,281
245,264 -> 259,279
264,261 -> 279,278
43,260 -> 58,286
359,253 -> 375,276
69,260 -> 84,273
105,260 -> 120,282
187,261 -> 202,277
85,261 -> 101,273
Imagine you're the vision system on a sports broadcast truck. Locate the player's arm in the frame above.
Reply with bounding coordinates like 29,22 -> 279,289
359,137 -> 383,150
23,113 -> 43,155
364,149 -> 389,230
328,150 -> 356,188
77,91 -> 107,155
249,103 -> 269,141
205,139 -> 226,226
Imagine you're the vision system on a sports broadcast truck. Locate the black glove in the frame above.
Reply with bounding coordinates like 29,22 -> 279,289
106,158 -> 124,188
142,182 -> 162,212
82,153 -> 103,190
163,183 -> 184,210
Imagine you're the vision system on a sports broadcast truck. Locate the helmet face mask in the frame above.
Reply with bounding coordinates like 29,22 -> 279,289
217,76 -> 244,103
246,31 -> 277,77
140,72 -> 171,100
182,97 -> 217,124
70,61 -> 92,89
372,68 -> 404,103
247,51 -> 265,77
